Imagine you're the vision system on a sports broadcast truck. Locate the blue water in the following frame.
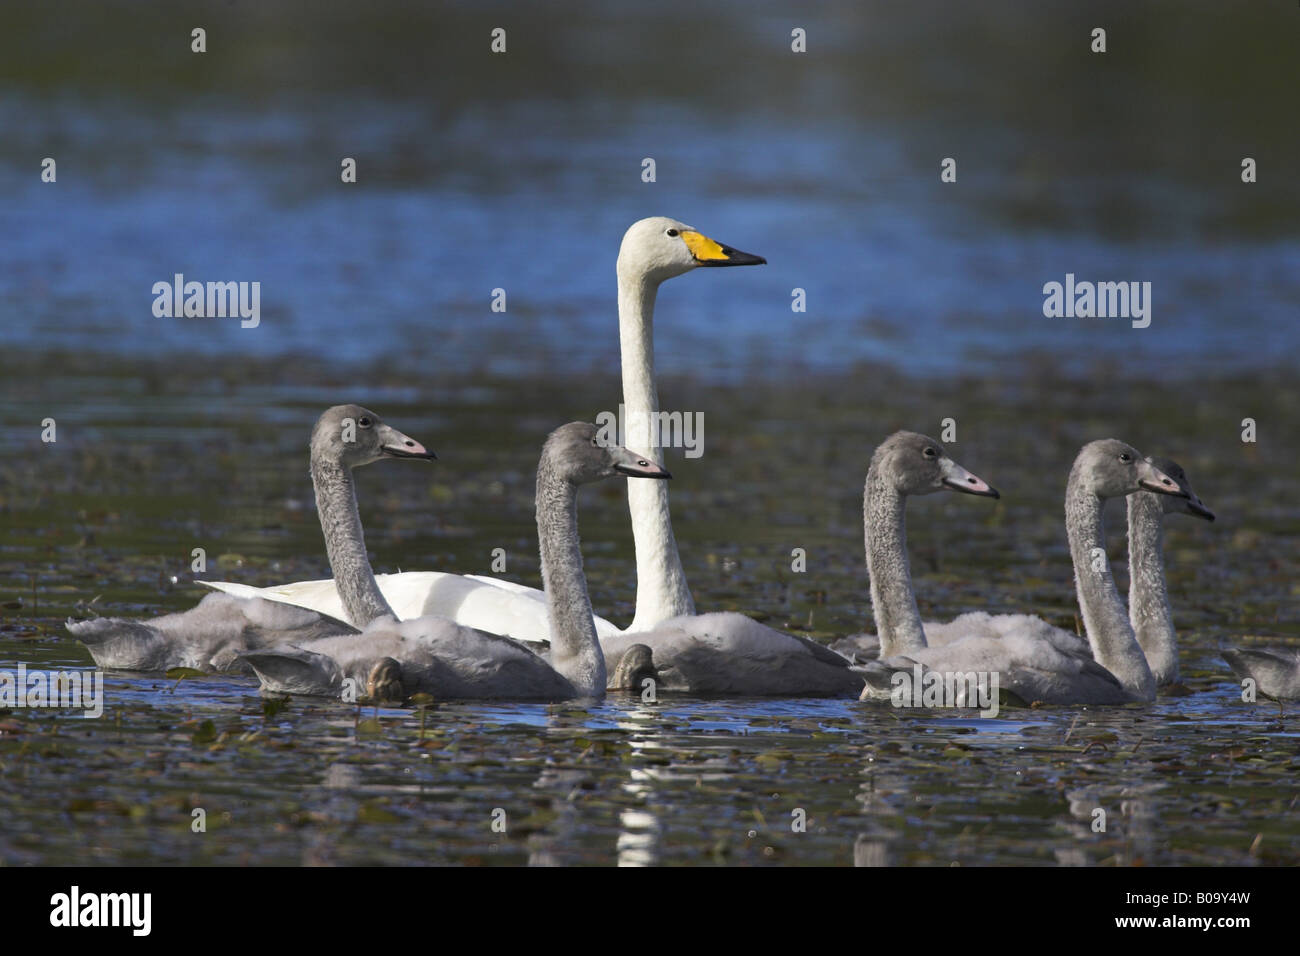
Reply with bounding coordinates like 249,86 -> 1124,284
2,0 -> 1297,380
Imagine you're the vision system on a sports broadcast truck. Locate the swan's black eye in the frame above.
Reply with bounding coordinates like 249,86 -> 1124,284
591,438 -> 599,446
666,228 -> 679,237
923,447 -> 937,459
358,417 -> 372,428
1119,453 -> 1131,463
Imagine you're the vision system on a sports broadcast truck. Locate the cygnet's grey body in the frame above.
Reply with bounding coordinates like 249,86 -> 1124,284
851,434 -> 1189,705
65,403 -> 432,672
244,419 -> 671,702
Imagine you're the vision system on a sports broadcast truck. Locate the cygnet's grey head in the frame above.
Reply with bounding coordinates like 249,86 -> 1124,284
543,422 -> 672,485
610,643 -> 657,691
1146,456 -> 1214,521
365,657 -> 406,703
311,405 -> 437,469
871,431 -> 1000,499
1073,439 -> 1186,500
617,216 -> 766,284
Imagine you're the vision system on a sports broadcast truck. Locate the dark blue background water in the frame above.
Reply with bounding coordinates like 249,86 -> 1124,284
1,1 -> 1296,378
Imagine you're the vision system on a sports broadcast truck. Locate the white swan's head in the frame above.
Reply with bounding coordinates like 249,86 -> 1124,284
1073,440 -> 1187,500
543,422 -> 672,485
871,431 -> 1000,499
312,404 -> 437,468
1146,456 -> 1214,520
617,216 -> 765,284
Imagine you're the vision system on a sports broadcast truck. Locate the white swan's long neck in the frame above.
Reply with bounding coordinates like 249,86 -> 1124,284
1127,493 -> 1178,684
1065,475 -> 1155,700
311,457 -> 394,628
864,468 -> 927,657
536,464 -> 606,697
618,272 -> 695,630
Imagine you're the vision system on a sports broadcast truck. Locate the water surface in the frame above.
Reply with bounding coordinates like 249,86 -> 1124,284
2,358 -> 1295,865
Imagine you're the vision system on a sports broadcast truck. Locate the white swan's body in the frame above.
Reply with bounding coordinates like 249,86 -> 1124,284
200,217 -> 765,643
202,573 -> 624,642
64,407 -> 433,672
852,434 -> 1189,706
243,419 -> 672,702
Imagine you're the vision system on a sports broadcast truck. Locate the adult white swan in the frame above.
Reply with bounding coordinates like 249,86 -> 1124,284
242,422 -> 670,701
65,405 -> 435,672
853,434 -> 1189,705
202,217 -> 766,642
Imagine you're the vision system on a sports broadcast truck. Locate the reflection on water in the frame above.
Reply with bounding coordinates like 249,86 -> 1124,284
5,658 -> 1296,865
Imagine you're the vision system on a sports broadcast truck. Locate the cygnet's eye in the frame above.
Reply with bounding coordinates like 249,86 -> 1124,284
591,437 -> 599,446
666,228 -> 679,237
358,417 -> 372,428
1119,452 -> 1131,463
923,447 -> 937,459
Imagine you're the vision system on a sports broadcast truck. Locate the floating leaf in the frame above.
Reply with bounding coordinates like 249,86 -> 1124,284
166,668 -> 206,680
358,802 -> 399,824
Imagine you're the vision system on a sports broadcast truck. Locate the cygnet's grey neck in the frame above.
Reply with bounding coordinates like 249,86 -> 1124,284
864,467 -> 927,657
536,461 -> 607,697
1065,470 -> 1155,700
311,455 -> 394,628
1128,492 -> 1178,684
